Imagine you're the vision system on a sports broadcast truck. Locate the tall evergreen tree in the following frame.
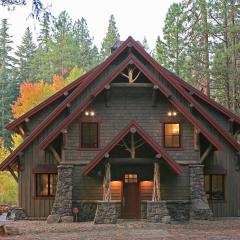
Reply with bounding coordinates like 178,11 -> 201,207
210,0 -> 240,111
37,12 -> 51,51
0,19 -> 15,142
33,12 -> 53,82
100,14 -> 120,60
73,18 -> 98,70
13,27 -> 37,84
156,3 -> 186,77
49,11 -> 77,77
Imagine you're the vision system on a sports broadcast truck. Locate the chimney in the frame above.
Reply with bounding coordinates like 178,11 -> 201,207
111,40 -> 123,53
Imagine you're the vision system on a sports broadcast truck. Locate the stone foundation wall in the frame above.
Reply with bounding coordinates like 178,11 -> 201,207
166,200 -> 190,222
72,200 -> 121,221
94,201 -> 117,224
189,165 -> 212,220
141,201 -> 147,219
147,201 -> 170,223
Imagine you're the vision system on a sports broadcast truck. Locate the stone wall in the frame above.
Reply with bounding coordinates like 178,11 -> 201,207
94,201 -> 117,224
166,200 -> 190,222
147,201 -> 171,223
50,165 -> 73,216
189,165 -> 212,220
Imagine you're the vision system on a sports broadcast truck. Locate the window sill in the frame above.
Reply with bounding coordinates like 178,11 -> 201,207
164,147 -> 183,151
79,148 -> 101,151
32,196 -> 55,200
208,199 -> 226,203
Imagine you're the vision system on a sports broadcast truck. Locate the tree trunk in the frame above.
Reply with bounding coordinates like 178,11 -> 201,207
230,0 -> 238,112
200,0 -> 210,97
223,0 -> 231,109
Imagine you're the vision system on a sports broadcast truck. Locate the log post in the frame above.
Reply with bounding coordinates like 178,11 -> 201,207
152,162 -> 161,201
103,163 -> 111,202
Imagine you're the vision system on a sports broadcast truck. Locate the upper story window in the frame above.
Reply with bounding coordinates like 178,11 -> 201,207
204,174 -> 224,200
36,173 -> 57,197
81,122 -> 99,148
164,123 -> 181,148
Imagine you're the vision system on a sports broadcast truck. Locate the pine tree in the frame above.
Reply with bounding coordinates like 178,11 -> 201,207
13,27 -> 37,84
155,3 -> 187,78
100,15 -> 120,60
49,11 -> 77,77
33,12 -> 53,82
0,19 -> 15,142
210,0 -> 240,111
73,18 -> 97,70
37,12 -> 51,51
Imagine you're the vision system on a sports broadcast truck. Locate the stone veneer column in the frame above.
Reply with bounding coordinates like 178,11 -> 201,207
189,164 -> 212,220
47,164 -> 73,223
94,201 -> 117,224
147,201 -> 171,223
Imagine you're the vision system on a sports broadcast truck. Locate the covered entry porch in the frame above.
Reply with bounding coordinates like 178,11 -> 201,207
81,122 -> 184,223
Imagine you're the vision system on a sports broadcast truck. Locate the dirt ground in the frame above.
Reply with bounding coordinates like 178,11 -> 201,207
1,218 -> 240,240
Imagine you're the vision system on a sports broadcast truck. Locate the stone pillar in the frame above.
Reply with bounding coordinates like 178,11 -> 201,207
147,201 -> 171,223
189,164 -> 212,220
94,201 -> 117,224
47,164 -> 73,223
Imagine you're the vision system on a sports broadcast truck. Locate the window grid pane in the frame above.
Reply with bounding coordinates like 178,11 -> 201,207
125,174 -> 138,183
204,174 -> 224,200
36,173 -> 57,197
81,122 -> 98,148
164,123 -> 180,147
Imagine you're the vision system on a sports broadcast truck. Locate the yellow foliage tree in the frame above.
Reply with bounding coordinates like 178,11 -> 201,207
0,135 -> 23,205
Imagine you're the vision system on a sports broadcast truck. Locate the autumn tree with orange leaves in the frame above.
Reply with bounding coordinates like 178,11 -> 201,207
12,66 -> 84,118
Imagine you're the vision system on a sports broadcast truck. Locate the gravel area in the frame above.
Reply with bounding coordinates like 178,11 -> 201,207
1,219 -> 240,240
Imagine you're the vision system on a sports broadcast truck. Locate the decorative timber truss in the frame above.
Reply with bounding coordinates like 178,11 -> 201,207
121,66 -> 141,84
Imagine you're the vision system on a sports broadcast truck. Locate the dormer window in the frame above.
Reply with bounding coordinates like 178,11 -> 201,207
164,123 -> 181,148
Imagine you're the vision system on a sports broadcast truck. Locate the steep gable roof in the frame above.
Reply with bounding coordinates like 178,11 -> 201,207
1,36 -> 239,171
81,121 -> 183,175
39,54 -> 223,152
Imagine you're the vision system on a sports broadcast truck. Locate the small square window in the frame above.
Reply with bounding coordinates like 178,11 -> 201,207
124,174 -> 138,183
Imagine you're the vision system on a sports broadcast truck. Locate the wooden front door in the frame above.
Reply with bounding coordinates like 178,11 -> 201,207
122,174 -> 140,219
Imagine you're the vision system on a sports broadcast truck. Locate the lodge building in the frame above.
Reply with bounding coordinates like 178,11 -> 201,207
1,37 -> 240,223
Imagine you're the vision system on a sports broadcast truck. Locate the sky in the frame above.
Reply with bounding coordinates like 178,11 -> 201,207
0,0 -> 179,50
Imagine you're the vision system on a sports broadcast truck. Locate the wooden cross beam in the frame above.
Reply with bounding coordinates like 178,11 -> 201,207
7,166 -> 18,183
200,145 -> 213,163
61,129 -> 68,149
49,145 -> 62,163
105,85 -> 111,107
152,85 -> 158,107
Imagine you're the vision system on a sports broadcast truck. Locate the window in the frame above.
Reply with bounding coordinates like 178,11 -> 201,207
164,123 -> 180,148
81,122 -> 98,148
36,173 -> 57,197
204,174 -> 224,200
125,174 -> 138,183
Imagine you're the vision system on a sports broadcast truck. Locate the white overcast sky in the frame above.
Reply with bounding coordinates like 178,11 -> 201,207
0,0 -> 179,50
